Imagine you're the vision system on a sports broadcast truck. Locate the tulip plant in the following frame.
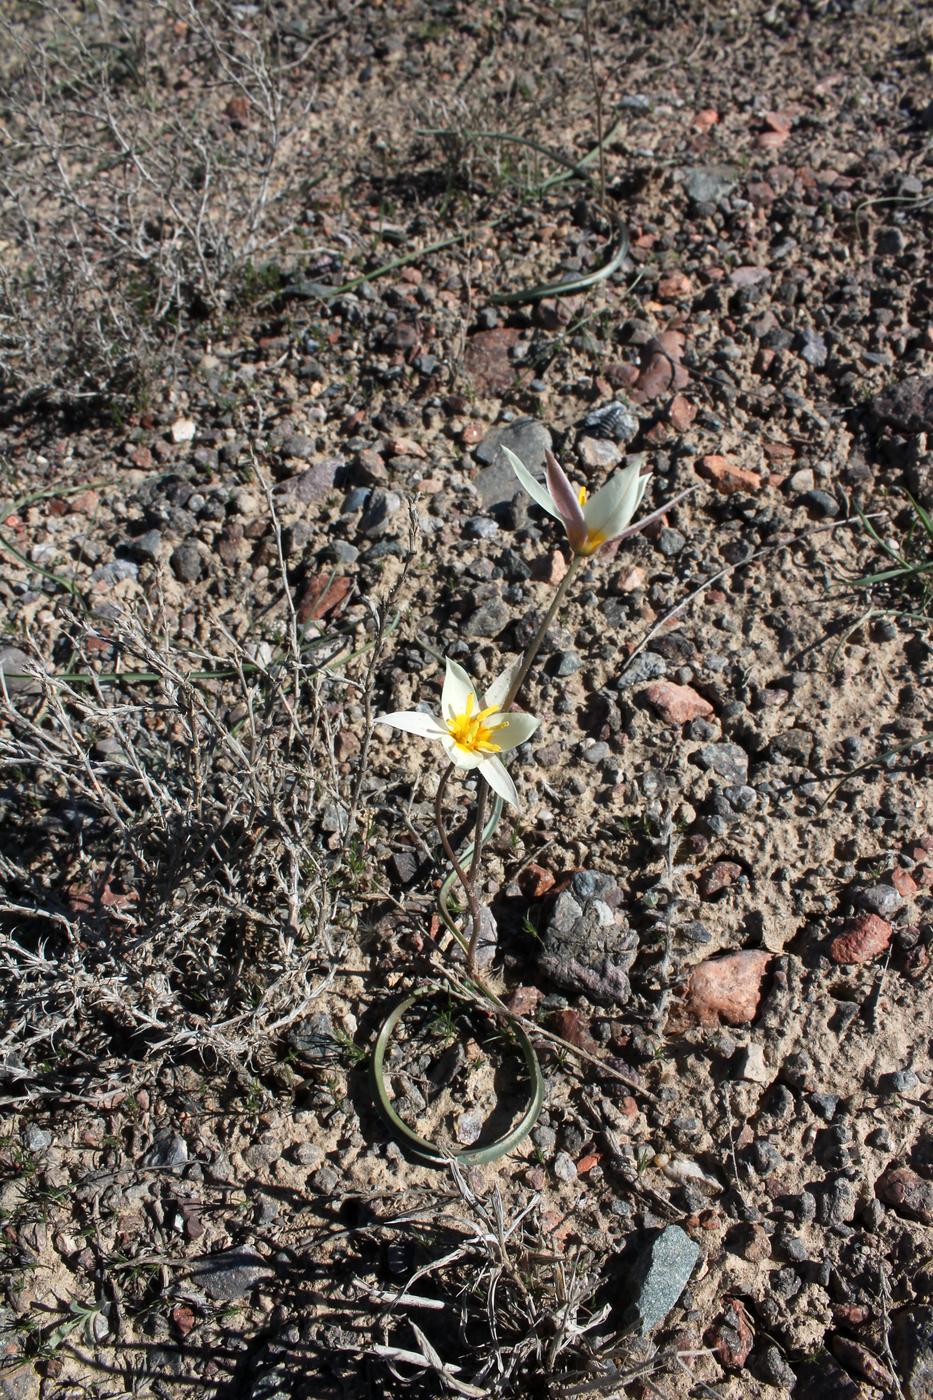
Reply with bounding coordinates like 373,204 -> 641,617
377,445 -> 690,979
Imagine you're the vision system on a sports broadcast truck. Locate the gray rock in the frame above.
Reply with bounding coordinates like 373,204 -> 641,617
694,742 -> 749,784
617,651 -> 669,689
474,419 -> 553,509
797,328 -> 828,368
551,650 -> 582,677
683,165 -> 739,206
312,1163 -> 340,1194
127,529 -> 162,562
624,1225 -> 700,1335
464,516 -> 499,540
321,801 -> 348,834
892,1306 -> 933,1400
760,1345 -> 797,1388
769,728 -> 814,764
538,877 -> 637,1008
22,1124 -> 52,1153
553,1151 -> 578,1183
359,488 -> 403,538
457,1110 -> 484,1146
472,904 -> 498,971
0,646 -> 40,696
291,1143 -> 325,1169
464,596 -> 511,637
657,526 -> 686,557
281,458 -> 342,503
169,542 -> 202,583
882,1069 -> 920,1094
190,1247 -> 272,1301
802,488 -> 839,517
578,402 -> 640,443
855,884 -> 903,918
92,559 -> 140,585
141,1131 -> 189,1170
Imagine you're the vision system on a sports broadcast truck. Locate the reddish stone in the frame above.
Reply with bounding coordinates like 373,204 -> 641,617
891,867 -> 918,898
693,108 -> 719,131
695,455 -> 762,494
830,1336 -> 894,1391
460,422 -> 486,445
507,985 -> 540,1017
550,1008 -> 598,1054
706,1297 -> 754,1368
576,1153 -> 601,1174
667,394 -> 697,431
686,950 -> 771,1026
830,913 -> 892,965
296,573 -> 351,624
763,440 -> 796,463
387,436 -> 427,459
876,1166 -> 933,1224
698,861 -> 743,899
644,680 -> 713,725
131,445 -> 154,469
657,271 -> 693,300
518,863 -> 555,899
462,328 -> 520,394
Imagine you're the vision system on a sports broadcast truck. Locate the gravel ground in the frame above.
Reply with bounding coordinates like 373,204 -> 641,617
1,2 -> 932,1397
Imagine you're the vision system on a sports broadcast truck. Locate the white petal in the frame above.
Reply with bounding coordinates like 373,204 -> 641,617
483,660 -> 521,712
583,462 -> 643,539
442,658 -> 476,721
501,446 -> 561,520
488,711 -> 539,753
439,731 -> 483,769
479,754 -> 519,806
375,710 -> 446,740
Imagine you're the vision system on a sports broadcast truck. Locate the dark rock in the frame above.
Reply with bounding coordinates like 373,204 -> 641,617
657,526 -> 686,557
617,651 -> 669,689
170,542 -> 203,583
797,328 -> 828,368
870,375 -> 933,435
802,488 -> 839,518
891,1306 -> 933,1400
578,402 -> 639,443
359,488 -> 403,538
538,876 -> 637,1007
464,596 -> 510,637
189,1247 -> 272,1301
141,1131 -> 189,1170
126,529 -> 162,562
694,742 -> 749,784
769,728 -> 814,763
623,1225 -> 700,1335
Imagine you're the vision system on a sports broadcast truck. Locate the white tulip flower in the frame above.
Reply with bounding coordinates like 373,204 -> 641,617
503,445 -> 654,556
375,658 -> 539,807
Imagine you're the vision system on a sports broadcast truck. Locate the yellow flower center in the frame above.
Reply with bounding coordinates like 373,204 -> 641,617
577,485 -> 588,506
578,528 -> 608,556
446,692 -> 509,755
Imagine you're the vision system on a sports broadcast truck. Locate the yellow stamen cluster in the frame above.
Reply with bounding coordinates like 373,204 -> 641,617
446,692 -> 509,754
577,485 -> 588,506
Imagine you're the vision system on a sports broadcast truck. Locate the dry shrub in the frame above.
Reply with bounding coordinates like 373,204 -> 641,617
0,0 -> 318,413
0,598 -> 364,1100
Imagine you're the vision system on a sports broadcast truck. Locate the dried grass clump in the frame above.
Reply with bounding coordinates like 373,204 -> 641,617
0,0 -> 317,413
0,598 -> 364,1101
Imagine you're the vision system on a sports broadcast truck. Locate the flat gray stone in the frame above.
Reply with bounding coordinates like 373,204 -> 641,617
190,1247 -> 273,1301
683,165 -> 739,206
624,1225 -> 700,1335
538,872 -> 635,1008
474,419 -> 552,510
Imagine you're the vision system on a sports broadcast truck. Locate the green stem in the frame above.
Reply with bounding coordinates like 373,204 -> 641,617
434,763 -> 483,961
504,553 -> 585,708
465,776 -> 489,975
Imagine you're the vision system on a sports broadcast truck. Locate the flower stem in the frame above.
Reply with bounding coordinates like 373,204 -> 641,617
465,776 -> 489,974
434,762 -> 483,973
504,552 -> 585,708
